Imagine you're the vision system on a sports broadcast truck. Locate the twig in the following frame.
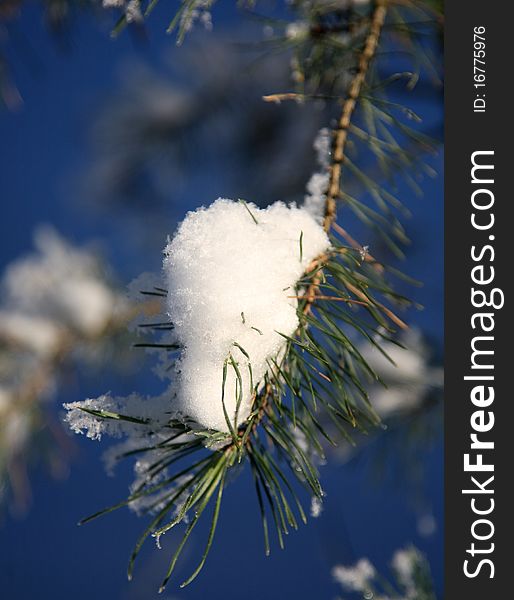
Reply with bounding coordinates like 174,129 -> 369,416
262,93 -> 304,104
323,0 -> 388,232
345,281 -> 408,329
304,0 -> 388,316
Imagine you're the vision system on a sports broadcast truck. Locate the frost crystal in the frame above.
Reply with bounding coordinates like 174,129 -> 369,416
64,393 -> 173,440
163,199 -> 330,431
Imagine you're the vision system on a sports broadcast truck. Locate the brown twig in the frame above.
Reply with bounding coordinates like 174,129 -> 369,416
323,0 -> 388,233
303,0 -> 388,316
262,93 -> 304,104
345,281 -> 408,330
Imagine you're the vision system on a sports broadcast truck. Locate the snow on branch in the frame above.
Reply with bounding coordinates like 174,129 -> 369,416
163,199 -> 330,431
332,545 -> 436,600
66,199 -> 330,435
58,0 -> 443,591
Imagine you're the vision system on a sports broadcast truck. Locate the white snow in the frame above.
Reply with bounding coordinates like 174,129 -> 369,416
304,172 -> 330,221
332,558 -> 376,593
125,0 -> 143,23
310,495 -> 323,518
178,0 -> 214,38
0,311 -> 62,358
333,546 -> 426,600
392,546 -> 421,598
285,21 -> 310,40
163,198 -> 330,432
313,127 -> 331,168
304,128 -> 331,222
64,392 -> 173,440
1,226 -> 120,337
63,197 -> 330,510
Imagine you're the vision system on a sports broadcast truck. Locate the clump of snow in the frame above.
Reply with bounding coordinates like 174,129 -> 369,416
125,0 -> 143,23
304,128 -> 331,222
102,0 -> 143,23
163,198 -> 330,432
310,495 -> 323,518
304,172 -> 330,221
392,546 -> 422,599
286,21 -> 310,40
332,558 -> 376,593
313,127 -> 331,168
178,0 -> 214,40
333,546 -> 430,600
1,227 -> 121,338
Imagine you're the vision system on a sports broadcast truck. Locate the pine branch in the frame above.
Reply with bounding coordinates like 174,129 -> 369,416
323,0 -> 387,232
67,1 -> 442,592
303,0 -> 388,324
